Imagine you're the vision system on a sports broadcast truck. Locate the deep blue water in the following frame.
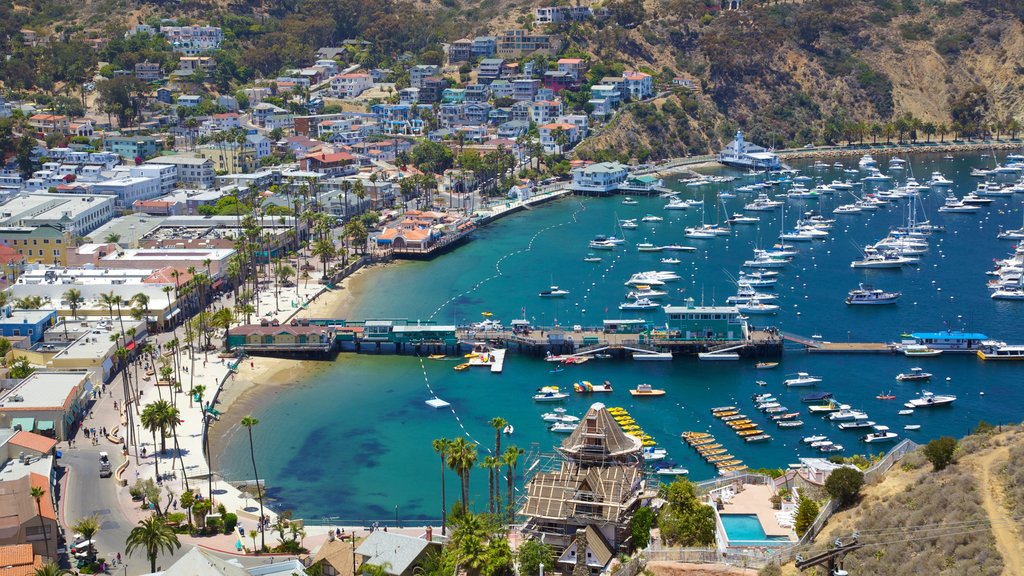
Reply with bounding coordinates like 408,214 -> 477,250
218,151 -> 1024,522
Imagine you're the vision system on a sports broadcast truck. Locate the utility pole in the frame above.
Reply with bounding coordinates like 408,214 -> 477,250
794,536 -> 863,575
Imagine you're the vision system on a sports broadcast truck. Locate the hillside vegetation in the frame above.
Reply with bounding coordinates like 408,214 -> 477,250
775,425 -> 1024,576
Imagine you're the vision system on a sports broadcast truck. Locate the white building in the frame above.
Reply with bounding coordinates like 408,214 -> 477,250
538,122 -> 580,154
145,156 -> 215,189
330,73 -> 374,99
718,130 -> 780,170
91,177 -> 163,209
623,71 -> 654,100
570,162 -> 630,193
110,164 -> 177,195
0,194 -> 116,236
161,25 -> 223,55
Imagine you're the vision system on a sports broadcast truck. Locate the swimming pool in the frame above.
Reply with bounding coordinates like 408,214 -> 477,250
719,514 -> 791,545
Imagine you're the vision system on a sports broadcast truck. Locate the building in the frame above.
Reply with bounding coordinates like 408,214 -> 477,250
539,122 -> 580,154
196,143 -> 258,173
0,194 -> 116,237
102,136 -> 163,160
497,30 -> 562,57
535,5 -> 606,23
143,546 -> 308,576
0,371 -> 90,440
623,71 -> 654,100
556,58 -> 587,80
512,78 -> 541,101
0,225 -> 69,266
121,163 -> 178,195
27,115 -> 69,135
227,322 -> 337,354
664,299 -> 748,340
477,59 -> 505,84
252,103 -> 293,131
146,156 -> 216,189
162,25 -> 223,55
134,61 -> 162,81
91,176 -> 163,209
570,162 -> 630,194
447,39 -> 472,63
0,544 -> 44,575
0,475 -> 57,559
303,538 -> 356,576
471,36 -> 497,58
177,56 -> 215,74
529,100 -> 563,125
331,73 -> 373,99
355,531 -> 441,576
0,245 -> 25,285
300,152 -> 358,176
717,130 -> 780,170
519,403 -> 653,556
409,65 -> 441,89
0,308 -> 58,344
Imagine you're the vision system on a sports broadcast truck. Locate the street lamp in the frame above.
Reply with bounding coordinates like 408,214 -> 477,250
395,505 -> 399,529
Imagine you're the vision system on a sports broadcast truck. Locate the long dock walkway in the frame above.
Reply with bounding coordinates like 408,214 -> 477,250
809,342 -> 898,354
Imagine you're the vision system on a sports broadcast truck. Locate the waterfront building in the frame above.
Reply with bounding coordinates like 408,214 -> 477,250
717,130 -> 780,170
663,299 -> 748,341
355,531 -> 441,576
907,330 -> 989,352
570,162 -> 629,194
0,193 -> 116,237
227,322 -> 337,354
519,403 -> 654,555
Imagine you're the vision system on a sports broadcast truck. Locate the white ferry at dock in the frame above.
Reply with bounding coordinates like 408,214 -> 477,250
903,330 -> 990,353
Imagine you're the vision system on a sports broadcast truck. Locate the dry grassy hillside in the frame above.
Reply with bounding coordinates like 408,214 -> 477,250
775,426 -> 1024,576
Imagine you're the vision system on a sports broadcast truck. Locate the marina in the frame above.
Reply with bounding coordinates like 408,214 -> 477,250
217,150 -> 1024,521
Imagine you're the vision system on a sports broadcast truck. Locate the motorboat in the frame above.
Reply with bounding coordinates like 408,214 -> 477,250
904,425 -> 921,431
850,248 -> 917,269
660,257 -> 681,265
838,420 -> 876,430
784,372 -> 822,387
905,391 -> 956,408
573,380 -> 613,393
756,362 -> 779,369
902,345 -> 941,357
637,243 -> 664,252
744,193 -> 783,211
541,408 -> 579,423
726,285 -> 779,305
642,447 -> 669,461
664,200 -> 689,210
777,420 -> 804,428
801,435 -> 828,444
801,391 -> 832,403
662,244 -> 698,252
533,389 -> 569,402
927,172 -> 953,187
858,154 -> 877,167
588,239 -> 617,250
549,422 -> 578,433
655,466 -> 689,476
583,254 -> 602,262
630,383 -> 667,396
685,226 -> 717,239
992,286 -> 1024,300
727,213 -> 761,225
846,284 -> 901,305
937,195 -> 978,213
961,192 -> 993,205
977,343 -> 1024,361
626,289 -> 669,299
619,298 -> 660,310
736,301 -> 780,314
808,401 -> 849,414
895,367 -> 932,382
698,352 -> 740,361
888,157 -> 907,170
829,409 -> 869,421
743,251 -> 790,269
833,204 -> 863,215
622,197 -> 638,205
862,425 -> 899,443
641,214 -> 664,222
539,286 -> 570,297
898,409 -> 914,416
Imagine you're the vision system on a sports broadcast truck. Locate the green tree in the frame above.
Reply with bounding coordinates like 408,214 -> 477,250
516,539 -> 554,576
125,514 -> 181,573
31,561 -> 73,576
630,506 -> 655,549
140,402 -> 165,479
447,437 -> 478,512
8,356 -> 35,379
432,438 -> 452,535
0,337 -> 11,366
30,486 -> 51,558
241,415 -> 266,550
824,467 -> 865,507
488,417 -> 507,508
409,140 -> 454,174
63,288 -> 84,320
658,478 -> 716,546
71,516 -> 99,559
923,436 -> 958,471
794,495 -> 819,537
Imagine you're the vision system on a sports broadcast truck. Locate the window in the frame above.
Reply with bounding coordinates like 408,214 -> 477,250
43,239 -> 49,244
12,329 -> 19,336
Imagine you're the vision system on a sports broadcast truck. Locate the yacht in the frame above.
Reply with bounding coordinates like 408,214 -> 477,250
620,219 -> 639,229
905,391 -> 956,408
850,248 -> 917,269
541,407 -> 579,423
976,182 -> 1014,197
655,466 -> 689,476
727,213 -> 761,225
583,254 -> 602,262
961,192 -> 993,205
662,244 -> 698,252
779,229 -> 817,242
937,195 -> 978,213
927,172 -> 954,187
888,157 -> 907,170
664,199 -> 689,210
549,422 -> 579,433
533,389 -> 570,402
622,197 -> 639,205
685,226 -> 717,239
828,409 -> 869,421
830,180 -> 855,190
744,193 -> 783,211
743,250 -> 790,269
736,301 -> 780,315
833,204 -> 863,215
991,286 -> 1024,300
862,168 -> 892,182
726,285 -> 779,304
784,372 -> 822,387
846,284 -> 901,305
737,272 -> 778,287
862,425 -> 899,443
539,286 -> 570,297
641,214 -> 664,222
838,420 -> 876,430
626,289 -> 668,299
977,343 -> 1024,361
802,435 -> 828,444
636,243 -> 664,252
588,239 -> 616,250
858,154 -> 877,167
619,298 -> 660,310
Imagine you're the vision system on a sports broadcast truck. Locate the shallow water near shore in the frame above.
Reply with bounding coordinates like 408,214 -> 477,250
217,150 -> 1024,522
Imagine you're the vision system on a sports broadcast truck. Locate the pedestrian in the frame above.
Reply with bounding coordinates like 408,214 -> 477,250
173,499 -> 177,510
250,360 -> 255,369
142,447 -> 147,458
117,552 -> 121,564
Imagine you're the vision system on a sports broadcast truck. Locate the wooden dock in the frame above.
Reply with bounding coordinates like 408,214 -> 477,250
809,342 -> 898,354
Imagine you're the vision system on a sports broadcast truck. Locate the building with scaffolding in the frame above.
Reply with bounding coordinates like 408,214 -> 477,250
518,403 -> 656,569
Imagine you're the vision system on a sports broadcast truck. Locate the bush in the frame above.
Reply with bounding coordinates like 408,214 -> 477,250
974,420 -> 996,435
516,539 -> 554,576
923,437 -> 958,471
630,506 -> 655,549
223,512 -> 238,534
794,496 -> 819,536
825,468 -> 864,507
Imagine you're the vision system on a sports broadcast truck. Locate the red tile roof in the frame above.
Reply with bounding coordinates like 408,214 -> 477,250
8,431 -> 57,455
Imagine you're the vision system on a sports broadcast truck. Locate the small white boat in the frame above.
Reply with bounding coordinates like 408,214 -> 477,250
541,407 -> 579,423
656,467 -> 689,476
662,244 -> 698,252
549,422 -> 578,433
698,352 -> 740,361
802,435 -> 828,444
736,301 -> 780,314
533,391 -> 569,402
904,424 -> 921,431
898,409 -> 914,416
637,243 -> 664,252
664,200 -> 689,210
905,391 -> 956,408
622,197 -> 638,205
862,425 -> 899,443
642,447 -> 668,461
895,367 -> 932,382
641,214 -> 664,222
539,286 -> 570,297
619,298 -> 660,310
846,284 -> 901,305
903,345 -> 942,357
583,255 -> 602,262
784,372 -> 822,387
660,257 -> 681,264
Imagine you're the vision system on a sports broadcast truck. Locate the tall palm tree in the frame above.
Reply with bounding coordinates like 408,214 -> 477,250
447,437 -> 477,512
63,288 -> 83,320
140,403 -> 163,478
503,446 -> 523,521
125,514 -> 181,573
241,415 -> 265,550
29,486 -> 51,558
71,516 -> 98,560
432,438 -> 451,535
488,417 -> 507,509
480,456 -> 499,514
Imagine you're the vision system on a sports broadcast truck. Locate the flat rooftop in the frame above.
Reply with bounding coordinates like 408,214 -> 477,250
0,309 -> 55,325
0,194 -> 116,225
0,371 -> 87,410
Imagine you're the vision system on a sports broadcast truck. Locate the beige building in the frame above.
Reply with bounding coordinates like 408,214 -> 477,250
0,474 -> 57,558
0,372 -> 91,441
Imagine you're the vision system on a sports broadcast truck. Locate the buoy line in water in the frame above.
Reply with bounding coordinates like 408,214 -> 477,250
418,355 -> 483,448
426,199 -> 590,321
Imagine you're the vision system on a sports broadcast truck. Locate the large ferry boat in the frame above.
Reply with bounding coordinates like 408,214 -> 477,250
905,330 -> 989,352
977,343 -> 1024,361
718,130 -> 781,171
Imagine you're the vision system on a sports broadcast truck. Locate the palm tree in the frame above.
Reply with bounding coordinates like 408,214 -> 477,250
71,516 -> 99,560
140,403 -> 163,478
241,415 -> 266,550
125,514 -> 181,573
32,561 -> 72,576
502,446 -> 523,521
30,486 -> 51,558
488,417 -> 507,509
212,307 -> 234,350
311,238 -> 336,280
432,438 -> 451,535
63,288 -> 84,320
358,561 -> 393,576
447,437 -> 477,512
480,456 -> 499,514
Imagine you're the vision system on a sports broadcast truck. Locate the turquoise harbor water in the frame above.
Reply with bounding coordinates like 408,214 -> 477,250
218,151 -> 1024,522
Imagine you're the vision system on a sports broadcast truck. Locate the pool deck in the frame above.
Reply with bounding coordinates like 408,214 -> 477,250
720,484 -> 794,539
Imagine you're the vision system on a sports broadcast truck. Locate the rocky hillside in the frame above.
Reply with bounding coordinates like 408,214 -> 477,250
774,425 -> 1024,576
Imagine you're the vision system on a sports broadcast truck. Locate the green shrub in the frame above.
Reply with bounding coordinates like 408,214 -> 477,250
923,437 -> 958,471
223,512 -> 239,534
825,468 -> 864,507
794,496 -> 819,536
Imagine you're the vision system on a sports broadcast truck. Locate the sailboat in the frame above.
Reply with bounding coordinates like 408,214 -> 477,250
998,210 -> 1024,240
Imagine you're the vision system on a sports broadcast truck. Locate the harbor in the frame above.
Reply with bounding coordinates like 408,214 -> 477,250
216,149 -> 1024,522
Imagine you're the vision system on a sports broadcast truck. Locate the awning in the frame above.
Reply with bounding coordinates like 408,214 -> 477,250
125,341 -> 136,351
164,308 -> 181,320
11,417 -> 35,432
36,421 -> 54,431
211,279 -> 225,289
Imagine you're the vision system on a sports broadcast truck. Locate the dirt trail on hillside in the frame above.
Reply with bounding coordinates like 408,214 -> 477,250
976,445 -> 1024,576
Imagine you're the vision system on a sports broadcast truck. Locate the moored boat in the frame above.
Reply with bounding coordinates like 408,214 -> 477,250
630,383 -> 667,397
905,391 -> 956,408
895,367 -> 932,381
784,372 -> 822,387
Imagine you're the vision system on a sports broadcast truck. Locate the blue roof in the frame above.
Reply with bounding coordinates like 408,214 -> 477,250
912,331 -> 988,340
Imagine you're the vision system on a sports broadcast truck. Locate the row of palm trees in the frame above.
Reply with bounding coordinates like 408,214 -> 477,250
432,416 -> 524,535
827,114 -> 1024,147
